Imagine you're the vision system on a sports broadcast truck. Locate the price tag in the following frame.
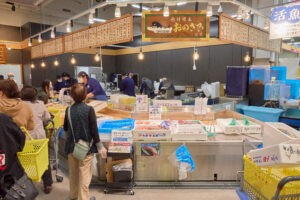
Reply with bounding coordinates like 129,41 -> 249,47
149,106 -> 162,120
194,97 -> 208,115
136,95 -> 148,112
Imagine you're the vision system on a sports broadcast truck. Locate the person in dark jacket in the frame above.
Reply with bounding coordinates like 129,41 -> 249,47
77,71 -> 107,101
62,72 -> 77,89
0,113 -> 26,197
64,84 -> 107,200
120,74 -> 135,97
140,77 -> 154,97
53,75 -> 66,93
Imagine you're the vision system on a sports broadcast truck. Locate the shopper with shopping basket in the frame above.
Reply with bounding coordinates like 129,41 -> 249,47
0,79 -> 34,131
0,113 -> 38,200
64,84 -> 107,200
21,86 -> 54,194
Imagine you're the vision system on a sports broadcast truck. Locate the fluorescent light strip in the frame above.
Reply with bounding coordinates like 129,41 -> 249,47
177,2 -> 187,6
94,18 -> 107,22
131,4 -> 150,10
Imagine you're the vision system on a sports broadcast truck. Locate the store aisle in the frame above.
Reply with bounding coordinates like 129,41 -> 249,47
34,173 -> 239,200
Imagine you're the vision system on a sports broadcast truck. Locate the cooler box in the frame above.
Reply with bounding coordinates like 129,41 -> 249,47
249,66 -> 271,85
271,66 -> 287,81
242,106 -> 283,122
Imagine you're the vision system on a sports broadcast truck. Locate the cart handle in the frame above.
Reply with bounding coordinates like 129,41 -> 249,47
272,176 -> 300,200
20,126 -> 34,141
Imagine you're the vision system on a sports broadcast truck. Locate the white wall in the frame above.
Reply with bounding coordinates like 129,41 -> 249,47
279,57 -> 299,79
0,64 -> 22,85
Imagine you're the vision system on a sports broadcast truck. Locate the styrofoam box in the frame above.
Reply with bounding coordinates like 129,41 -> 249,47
248,143 -> 300,167
216,118 -> 243,135
264,122 -> 300,147
133,120 -> 171,141
236,120 -> 262,134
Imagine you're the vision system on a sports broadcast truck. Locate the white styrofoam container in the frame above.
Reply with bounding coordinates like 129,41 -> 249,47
216,118 -> 243,134
172,132 -> 208,141
133,120 -> 171,141
264,122 -> 300,147
237,120 -> 262,134
248,142 -> 300,167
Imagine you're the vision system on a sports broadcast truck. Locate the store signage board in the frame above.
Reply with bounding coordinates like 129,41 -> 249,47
31,14 -> 133,59
219,13 -> 282,53
136,95 -> 148,112
141,143 -> 160,156
142,10 -> 210,42
270,2 -> 300,39
0,44 -> 6,64
149,106 -> 162,120
282,42 -> 300,53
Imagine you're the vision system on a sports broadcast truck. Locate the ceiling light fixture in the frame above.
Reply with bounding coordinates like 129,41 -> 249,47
177,2 -> 187,6
41,60 -> 46,68
30,63 -> 35,69
70,55 -> 76,65
94,51 -> 100,62
115,6 -> 121,18
244,52 -> 251,63
138,48 -> 144,60
163,5 -> 169,17
193,48 -> 199,60
50,28 -> 55,38
66,20 -> 72,33
7,46 -> 11,50
89,10 -> 95,24
217,4 -> 223,13
38,34 -> 42,43
131,4 -> 150,10
207,4 -> 212,17
54,58 -> 59,66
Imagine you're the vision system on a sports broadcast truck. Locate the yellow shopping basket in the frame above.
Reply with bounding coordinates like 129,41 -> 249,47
244,155 -> 300,200
17,127 -> 49,182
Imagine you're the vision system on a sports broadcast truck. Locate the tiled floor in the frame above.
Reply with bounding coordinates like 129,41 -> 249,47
35,173 -> 239,200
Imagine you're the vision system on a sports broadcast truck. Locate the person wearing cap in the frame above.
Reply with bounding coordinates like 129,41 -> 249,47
7,73 -> 15,81
62,72 -> 77,89
53,75 -> 66,93
77,71 -> 107,101
120,73 -> 135,97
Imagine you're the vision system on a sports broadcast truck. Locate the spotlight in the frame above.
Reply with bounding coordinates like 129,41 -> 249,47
193,63 -> 197,70
89,10 -> 95,24
207,4 -> 212,17
30,63 -> 35,69
193,49 -> 199,60
94,51 -> 100,62
38,34 -> 42,43
115,6 -> 121,18
163,5 -> 169,17
41,60 -> 46,68
66,21 -> 72,33
50,28 -> 55,38
217,4 -> 223,13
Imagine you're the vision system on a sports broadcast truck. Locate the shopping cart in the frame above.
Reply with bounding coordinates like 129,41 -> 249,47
237,156 -> 300,200
18,127 -> 49,182
45,117 -> 64,183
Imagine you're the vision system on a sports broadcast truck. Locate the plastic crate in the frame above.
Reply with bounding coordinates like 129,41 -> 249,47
271,66 -> 287,81
249,67 -> 271,85
244,156 -> 300,200
242,106 -> 283,122
286,79 -> 300,99
98,118 -> 135,134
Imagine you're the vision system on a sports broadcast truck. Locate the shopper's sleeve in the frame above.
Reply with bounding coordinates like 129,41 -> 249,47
27,107 -> 35,131
42,103 -> 51,123
63,108 -> 68,131
88,107 -> 102,150
159,82 -> 163,90
9,120 -> 26,152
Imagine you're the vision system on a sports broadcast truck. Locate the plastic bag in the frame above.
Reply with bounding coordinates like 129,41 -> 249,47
112,161 -> 132,172
168,145 -> 195,180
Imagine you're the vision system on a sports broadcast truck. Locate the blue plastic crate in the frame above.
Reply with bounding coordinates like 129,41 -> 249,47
242,106 -> 283,122
286,79 -> 300,99
98,118 -> 135,134
249,67 -> 271,84
271,66 -> 287,80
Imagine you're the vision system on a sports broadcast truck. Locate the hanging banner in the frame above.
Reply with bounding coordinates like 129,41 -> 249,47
142,10 -> 210,42
282,42 -> 300,53
270,2 -> 300,39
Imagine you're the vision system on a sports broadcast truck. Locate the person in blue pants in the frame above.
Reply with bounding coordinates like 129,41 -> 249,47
77,71 -> 107,101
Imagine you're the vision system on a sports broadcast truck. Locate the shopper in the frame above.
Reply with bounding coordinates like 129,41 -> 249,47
0,75 -> 4,80
54,75 -> 66,93
120,74 -> 135,97
0,113 -> 27,197
0,79 -> 34,130
140,77 -> 154,97
64,84 -> 107,200
62,72 -> 77,89
7,73 -> 15,81
38,79 -> 53,104
21,86 -> 53,194
77,71 -> 107,101
159,77 -> 175,94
